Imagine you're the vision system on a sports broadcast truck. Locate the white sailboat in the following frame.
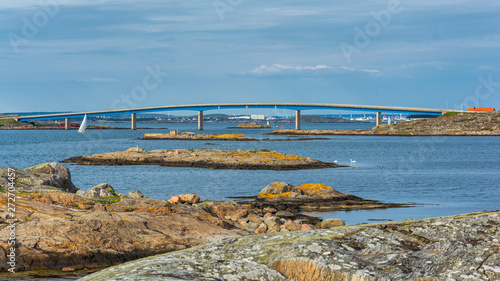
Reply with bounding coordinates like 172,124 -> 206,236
78,114 -> 88,133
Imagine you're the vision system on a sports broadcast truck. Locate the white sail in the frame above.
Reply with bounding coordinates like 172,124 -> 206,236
78,114 -> 88,133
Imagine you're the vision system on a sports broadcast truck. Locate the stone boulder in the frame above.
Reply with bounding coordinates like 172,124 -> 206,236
179,193 -> 200,204
318,218 -> 345,228
83,183 -> 116,198
128,190 -> 144,199
168,196 -> 181,204
0,162 -> 79,193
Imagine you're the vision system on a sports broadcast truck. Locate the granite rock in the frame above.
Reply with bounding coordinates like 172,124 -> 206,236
81,211 -> 500,281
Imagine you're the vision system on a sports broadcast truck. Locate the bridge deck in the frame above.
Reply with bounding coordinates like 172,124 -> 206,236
15,103 -> 449,121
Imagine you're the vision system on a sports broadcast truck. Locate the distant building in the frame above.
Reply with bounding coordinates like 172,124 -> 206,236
250,115 -> 265,120
467,107 -> 495,112
228,116 -> 251,120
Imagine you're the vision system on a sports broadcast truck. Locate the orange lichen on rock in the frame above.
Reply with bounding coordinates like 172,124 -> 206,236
212,134 -> 245,139
272,259 -> 357,281
258,191 -> 295,199
297,183 -> 333,195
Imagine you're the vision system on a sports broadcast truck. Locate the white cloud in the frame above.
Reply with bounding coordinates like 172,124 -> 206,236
251,64 -> 332,75
85,77 -> 118,82
341,67 -> 380,74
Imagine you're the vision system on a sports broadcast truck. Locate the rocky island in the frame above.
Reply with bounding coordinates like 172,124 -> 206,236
253,182 -> 406,212
62,147 -> 342,170
269,112 -> 500,136
142,131 -> 255,141
228,122 -> 271,129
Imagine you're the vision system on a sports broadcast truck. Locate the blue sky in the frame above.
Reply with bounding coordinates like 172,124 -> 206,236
1,0 -> 499,115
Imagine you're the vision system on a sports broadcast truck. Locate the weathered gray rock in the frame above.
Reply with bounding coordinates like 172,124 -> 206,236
84,183 -> 115,198
0,162 -> 79,193
275,210 -> 294,217
81,211 -> 500,281
128,190 -> 144,199
259,182 -> 298,195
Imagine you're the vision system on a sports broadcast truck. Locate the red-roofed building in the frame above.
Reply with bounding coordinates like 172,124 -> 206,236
467,107 -> 496,112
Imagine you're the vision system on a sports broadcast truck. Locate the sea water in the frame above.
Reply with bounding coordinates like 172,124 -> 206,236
0,122 -> 499,225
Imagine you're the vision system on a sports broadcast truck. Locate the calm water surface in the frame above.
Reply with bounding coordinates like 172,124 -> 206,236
1,122 -> 499,226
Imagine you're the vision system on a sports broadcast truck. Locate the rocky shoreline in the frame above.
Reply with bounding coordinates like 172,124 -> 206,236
141,132 -> 328,142
1,163 -> 498,280
0,163 -> 403,277
142,132 -> 256,141
62,147 -> 342,170
269,112 -> 500,136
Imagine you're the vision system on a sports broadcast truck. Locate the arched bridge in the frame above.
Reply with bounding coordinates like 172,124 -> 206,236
15,102 -> 451,130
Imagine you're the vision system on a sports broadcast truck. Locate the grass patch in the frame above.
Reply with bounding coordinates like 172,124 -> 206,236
481,127 -> 494,131
0,119 -> 18,125
443,112 -> 473,116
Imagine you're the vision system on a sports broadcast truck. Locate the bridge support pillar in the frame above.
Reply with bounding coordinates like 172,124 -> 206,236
131,113 -> 137,130
65,118 -> 70,130
198,111 -> 203,130
295,110 -> 301,130
376,112 -> 382,126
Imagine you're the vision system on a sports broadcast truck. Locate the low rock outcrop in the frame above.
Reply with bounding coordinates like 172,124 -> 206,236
62,148 -> 342,170
255,182 -> 406,211
232,122 -> 271,128
81,210 -> 500,281
0,190 -> 247,273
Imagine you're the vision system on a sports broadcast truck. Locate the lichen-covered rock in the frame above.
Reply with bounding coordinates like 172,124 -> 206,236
0,192 -> 247,273
84,183 -> 115,198
259,182 -> 299,197
258,182 -> 350,200
62,148 -> 340,170
318,218 -> 345,228
0,163 -> 78,193
128,190 -> 144,199
255,182 -> 405,212
179,193 -> 200,204
81,211 -> 500,281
